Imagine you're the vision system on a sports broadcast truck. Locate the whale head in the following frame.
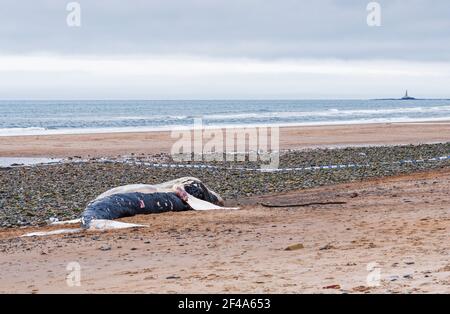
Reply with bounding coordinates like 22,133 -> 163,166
179,178 -> 225,206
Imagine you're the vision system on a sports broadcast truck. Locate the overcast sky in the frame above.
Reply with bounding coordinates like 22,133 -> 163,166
0,0 -> 449,99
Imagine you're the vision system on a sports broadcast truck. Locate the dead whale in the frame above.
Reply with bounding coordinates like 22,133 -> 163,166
22,177 -> 238,237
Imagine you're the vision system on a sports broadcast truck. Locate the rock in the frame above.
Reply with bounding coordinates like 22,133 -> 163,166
285,243 -> 304,251
99,244 -> 111,251
387,275 -> 400,282
166,275 -> 181,280
320,243 -> 336,250
349,192 -> 359,198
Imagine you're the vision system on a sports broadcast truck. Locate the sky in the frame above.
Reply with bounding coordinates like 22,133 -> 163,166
0,0 -> 449,99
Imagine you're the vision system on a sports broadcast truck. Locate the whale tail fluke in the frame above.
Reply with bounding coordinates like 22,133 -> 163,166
21,228 -> 84,237
21,219 -> 148,237
87,219 -> 147,230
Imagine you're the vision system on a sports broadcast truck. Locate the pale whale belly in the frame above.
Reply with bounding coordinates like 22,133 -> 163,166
95,184 -> 158,200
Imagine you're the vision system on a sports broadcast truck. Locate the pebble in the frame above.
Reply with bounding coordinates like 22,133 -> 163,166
99,244 -> 111,251
285,243 -> 304,251
0,142 -> 449,228
387,275 -> 400,282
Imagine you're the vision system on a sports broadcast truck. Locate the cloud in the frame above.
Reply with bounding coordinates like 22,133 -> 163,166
0,54 -> 449,99
0,0 -> 449,60
0,1 -> 449,98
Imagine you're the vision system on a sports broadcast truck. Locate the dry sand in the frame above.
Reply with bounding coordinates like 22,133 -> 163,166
1,122 -> 450,157
1,168 -> 449,293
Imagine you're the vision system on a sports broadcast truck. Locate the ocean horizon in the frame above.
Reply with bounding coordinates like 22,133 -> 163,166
1,99 -> 450,136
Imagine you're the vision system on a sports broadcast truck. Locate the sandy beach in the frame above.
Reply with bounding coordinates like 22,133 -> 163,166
2,0 -> 450,298
1,122 -> 450,158
0,122 -> 449,294
0,168 -> 449,293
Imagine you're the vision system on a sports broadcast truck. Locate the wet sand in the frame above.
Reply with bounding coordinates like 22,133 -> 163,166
1,122 -> 450,158
1,169 -> 449,293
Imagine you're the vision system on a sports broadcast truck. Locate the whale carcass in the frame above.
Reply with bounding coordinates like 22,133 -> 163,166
22,177 -> 237,237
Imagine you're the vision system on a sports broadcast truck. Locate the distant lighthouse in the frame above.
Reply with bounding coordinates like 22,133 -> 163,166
401,90 -> 415,100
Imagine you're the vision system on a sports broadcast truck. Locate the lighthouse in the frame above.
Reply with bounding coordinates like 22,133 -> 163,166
401,90 -> 415,100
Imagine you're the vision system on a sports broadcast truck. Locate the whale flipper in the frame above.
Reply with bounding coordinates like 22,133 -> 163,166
186,194 -> 239,211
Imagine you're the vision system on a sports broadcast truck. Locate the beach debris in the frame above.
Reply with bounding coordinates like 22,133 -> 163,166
323,284 -> 341,290
262,201 -> 347,208
284,243 -> 304,251
166,275 -> 181,280
352,286 -> 371,292
48,217 -> 59,223
438,264 -> 450,272
320,243 -> 337,251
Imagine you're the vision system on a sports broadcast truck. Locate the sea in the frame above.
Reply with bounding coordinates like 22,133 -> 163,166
1,99 -> 450,136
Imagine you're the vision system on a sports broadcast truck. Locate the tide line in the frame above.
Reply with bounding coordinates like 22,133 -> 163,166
119,155 -> 450,173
